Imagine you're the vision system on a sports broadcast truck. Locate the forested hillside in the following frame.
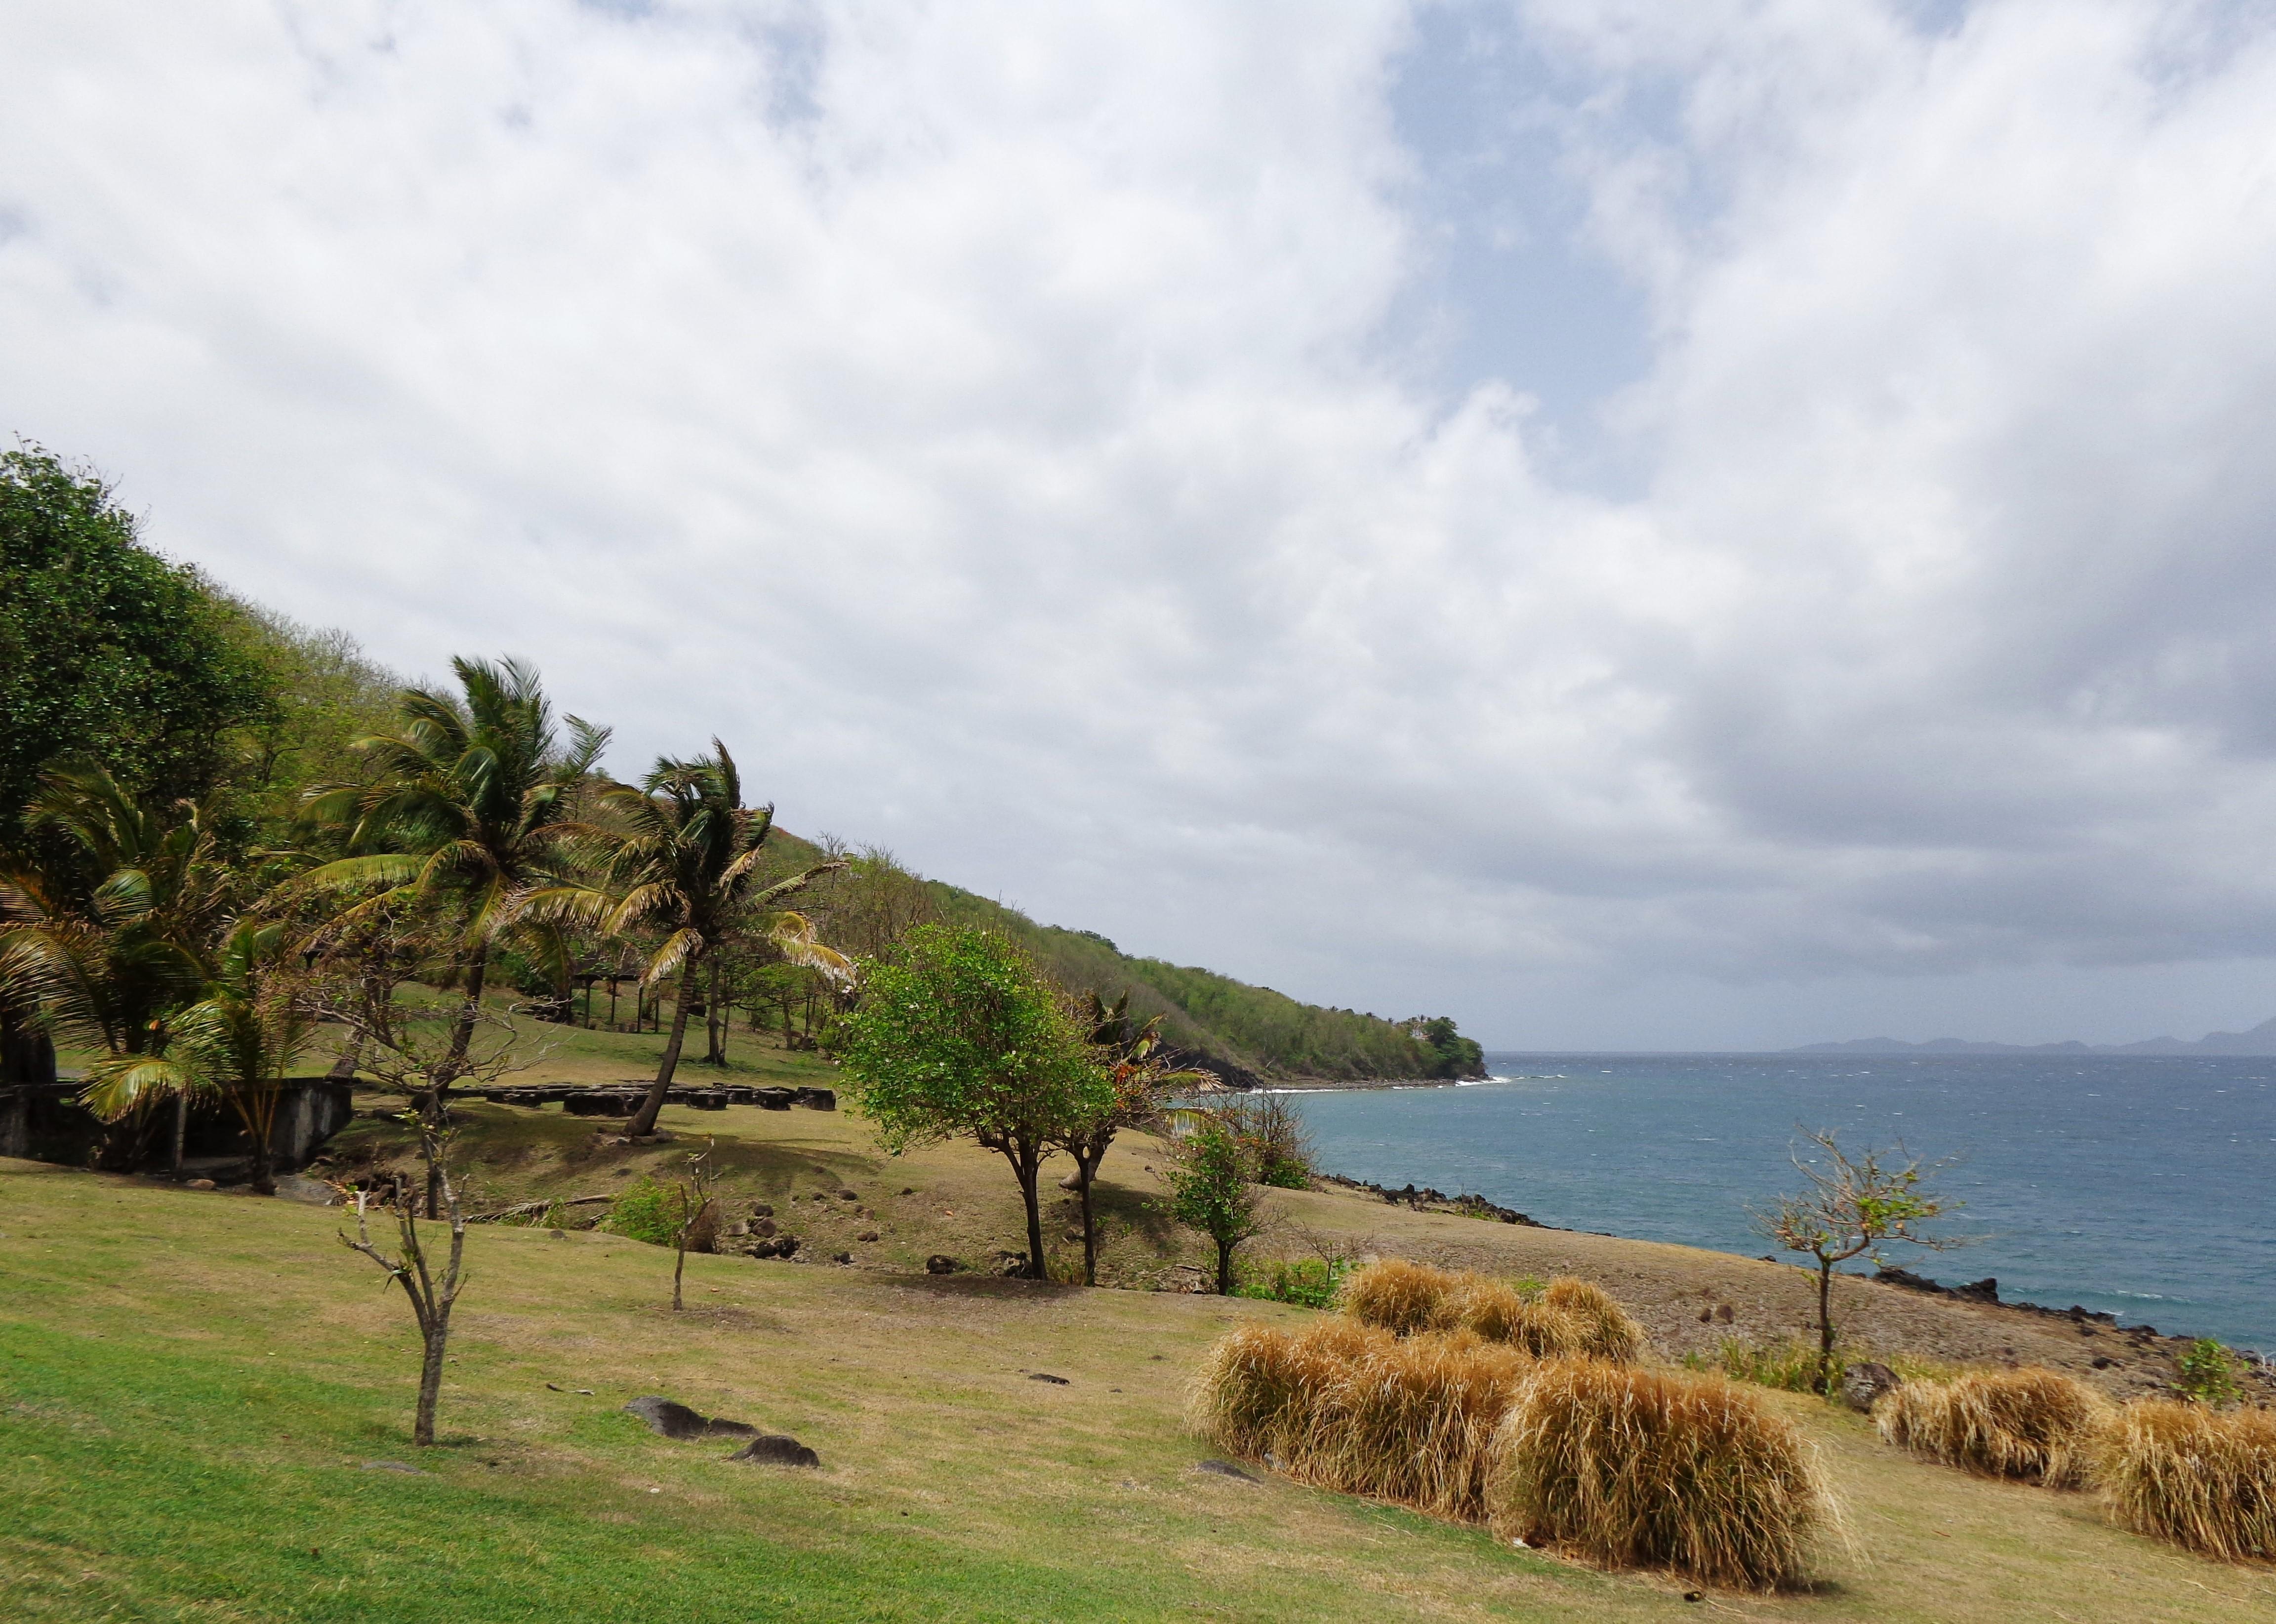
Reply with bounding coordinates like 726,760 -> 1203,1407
1,445 -> 1484,1085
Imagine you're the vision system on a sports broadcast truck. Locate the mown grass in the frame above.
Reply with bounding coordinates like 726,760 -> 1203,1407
5,1153 -> 2274,1622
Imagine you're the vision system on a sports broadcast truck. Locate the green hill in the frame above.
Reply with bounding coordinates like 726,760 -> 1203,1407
763,830 -> 1484,1082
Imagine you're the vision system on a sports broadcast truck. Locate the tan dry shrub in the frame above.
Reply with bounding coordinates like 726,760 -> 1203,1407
1539,1277 -> 1647,1364
1303,1331 -> 1537,1521
1188,1318 -> 1393,1464
1875,1368 -> 2112,1487
1339,1259 -> 1465,1336
2101,1400 -> 2276,1561
1456,1280 -> 1592,1359
1341,1261 -> 1647,1363
1489,1361 -> 1833,1590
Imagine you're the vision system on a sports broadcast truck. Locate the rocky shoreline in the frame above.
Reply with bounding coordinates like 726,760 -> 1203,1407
1311,1168 -> 2276,1396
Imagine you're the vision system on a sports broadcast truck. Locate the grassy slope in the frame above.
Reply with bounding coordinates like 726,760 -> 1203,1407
6,1131 -> 2272,1621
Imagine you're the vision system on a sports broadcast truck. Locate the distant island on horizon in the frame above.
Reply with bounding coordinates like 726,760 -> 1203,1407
1786,1014 -> 2276,1056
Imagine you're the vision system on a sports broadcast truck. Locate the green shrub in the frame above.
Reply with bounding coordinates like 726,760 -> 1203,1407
1236,1257 -> 1350,1308
1256,1156 -> 1311,1190
600,1177 -> 685,1247
2177,1339 -> 2243,1408
1689,1339 -> 1847,1395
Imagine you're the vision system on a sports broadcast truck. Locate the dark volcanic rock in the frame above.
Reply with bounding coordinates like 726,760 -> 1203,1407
1192,1459 -> 1258,1481
623,1396 -> 758,1440
925,1254 -> 962,1275
1840,1361 -> 1902,1413
1028,1372 -> 1069,1385
731,1434 -> 819,1468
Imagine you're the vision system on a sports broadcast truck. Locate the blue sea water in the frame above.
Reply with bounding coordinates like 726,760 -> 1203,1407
1280,1054 -> 2276,1352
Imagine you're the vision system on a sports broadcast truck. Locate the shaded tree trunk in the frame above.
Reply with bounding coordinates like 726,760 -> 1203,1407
983,1128 -> 1052,1280
1070,1136 -> 1110,1287
170,1092 -> 188,1177
628,962 -> 700,1137
1815,1256 -> 1836,1394
1216,1236 -> 1236,1296
705,958 -> 725,1065
416,1322 -> 448,1445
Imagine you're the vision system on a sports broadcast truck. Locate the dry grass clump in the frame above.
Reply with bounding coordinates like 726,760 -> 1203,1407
1339,1259 -> 1463,1336
1340,1261 -> 1645,1363
1190,1318 -> 1535,1521
1187,1318 -> 1392,1464
1488,1361 -> 1833,1590
1304,1331 -> 1537,1521
1539,1277 -> 1646,1365
1456,1279 -> 1593,1358
1874,1368 -> 2111,1487
2101,1400 -> 2276,1562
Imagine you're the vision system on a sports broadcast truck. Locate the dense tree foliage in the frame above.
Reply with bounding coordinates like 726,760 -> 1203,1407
0,447 -> 274,834
834,925 -> 1109,1277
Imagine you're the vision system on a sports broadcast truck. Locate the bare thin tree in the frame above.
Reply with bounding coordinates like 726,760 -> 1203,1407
1752,1129 -> 1961,1392
341,1110 -> 468,1448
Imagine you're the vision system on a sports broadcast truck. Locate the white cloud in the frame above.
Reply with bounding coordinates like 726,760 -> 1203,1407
7,0 -> 2276,1045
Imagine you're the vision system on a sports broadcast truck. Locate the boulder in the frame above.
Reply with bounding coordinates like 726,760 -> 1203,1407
1192,1460 -> 1258,1482
272,1175 -> 337,1206
755,1089 -> 794,1111
1952,1277 -> 2000,1303
925,1254 -> 963,1275
794,1088 -> 836,1111
730,1434 -> 819,1468
856,1230 -> 879,1243
1840,1361 -> 1902,1413
185,1178 -> 217,1190
990,1250 -> 1030,1278
624,1396 -> 759,1440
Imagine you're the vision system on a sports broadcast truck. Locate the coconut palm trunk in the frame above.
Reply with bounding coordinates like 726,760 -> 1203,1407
627,961 -> 700,1137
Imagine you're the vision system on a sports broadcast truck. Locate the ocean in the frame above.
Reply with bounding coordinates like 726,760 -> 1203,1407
1279,1053 -> 2276,1353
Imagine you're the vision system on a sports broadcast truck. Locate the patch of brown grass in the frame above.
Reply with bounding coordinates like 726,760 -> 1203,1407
1455,1280 -> 1593,1358
1190,1320 -> 1534,1521
2100,1400 -> 2276,1562
1488,1361 -> 1834,1590
1539,1278 -> 1646,1365
1875,1368 -> 2111,1488
1339,1258 -> 1462,1336
1340,1260 -> 1646,1363
1186,1318 -> 1394,1464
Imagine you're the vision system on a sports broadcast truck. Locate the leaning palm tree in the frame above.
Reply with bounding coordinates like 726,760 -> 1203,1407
80,917 -> 316,1194
554,743 -> 847,1137
303,656 -> 606,1104
0,763 -> 231,1169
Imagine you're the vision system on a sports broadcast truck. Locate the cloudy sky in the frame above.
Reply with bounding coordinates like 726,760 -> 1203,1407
10,0 -> 2276,1049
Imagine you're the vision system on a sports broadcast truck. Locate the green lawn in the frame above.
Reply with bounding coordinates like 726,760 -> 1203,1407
3,1155 -> 2271,1622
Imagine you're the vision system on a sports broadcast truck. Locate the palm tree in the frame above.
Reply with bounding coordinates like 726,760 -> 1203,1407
0,763 -> 231,1170
80,917 -> 316,1194
555,742 -> 846,1138
304,656 -> 606,1104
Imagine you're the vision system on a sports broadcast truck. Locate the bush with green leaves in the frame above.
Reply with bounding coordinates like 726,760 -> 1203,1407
2177,1339 -> 2243,1408
601,1177 -> 685,1247
1235,1257 -> 1350,1309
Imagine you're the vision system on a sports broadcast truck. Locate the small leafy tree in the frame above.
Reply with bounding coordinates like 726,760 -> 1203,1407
1752,1129 -> 1958,1393
835,925 -> 1109,1279
341,1110 -> 468,1447
1164,1119 -> 1265,1295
